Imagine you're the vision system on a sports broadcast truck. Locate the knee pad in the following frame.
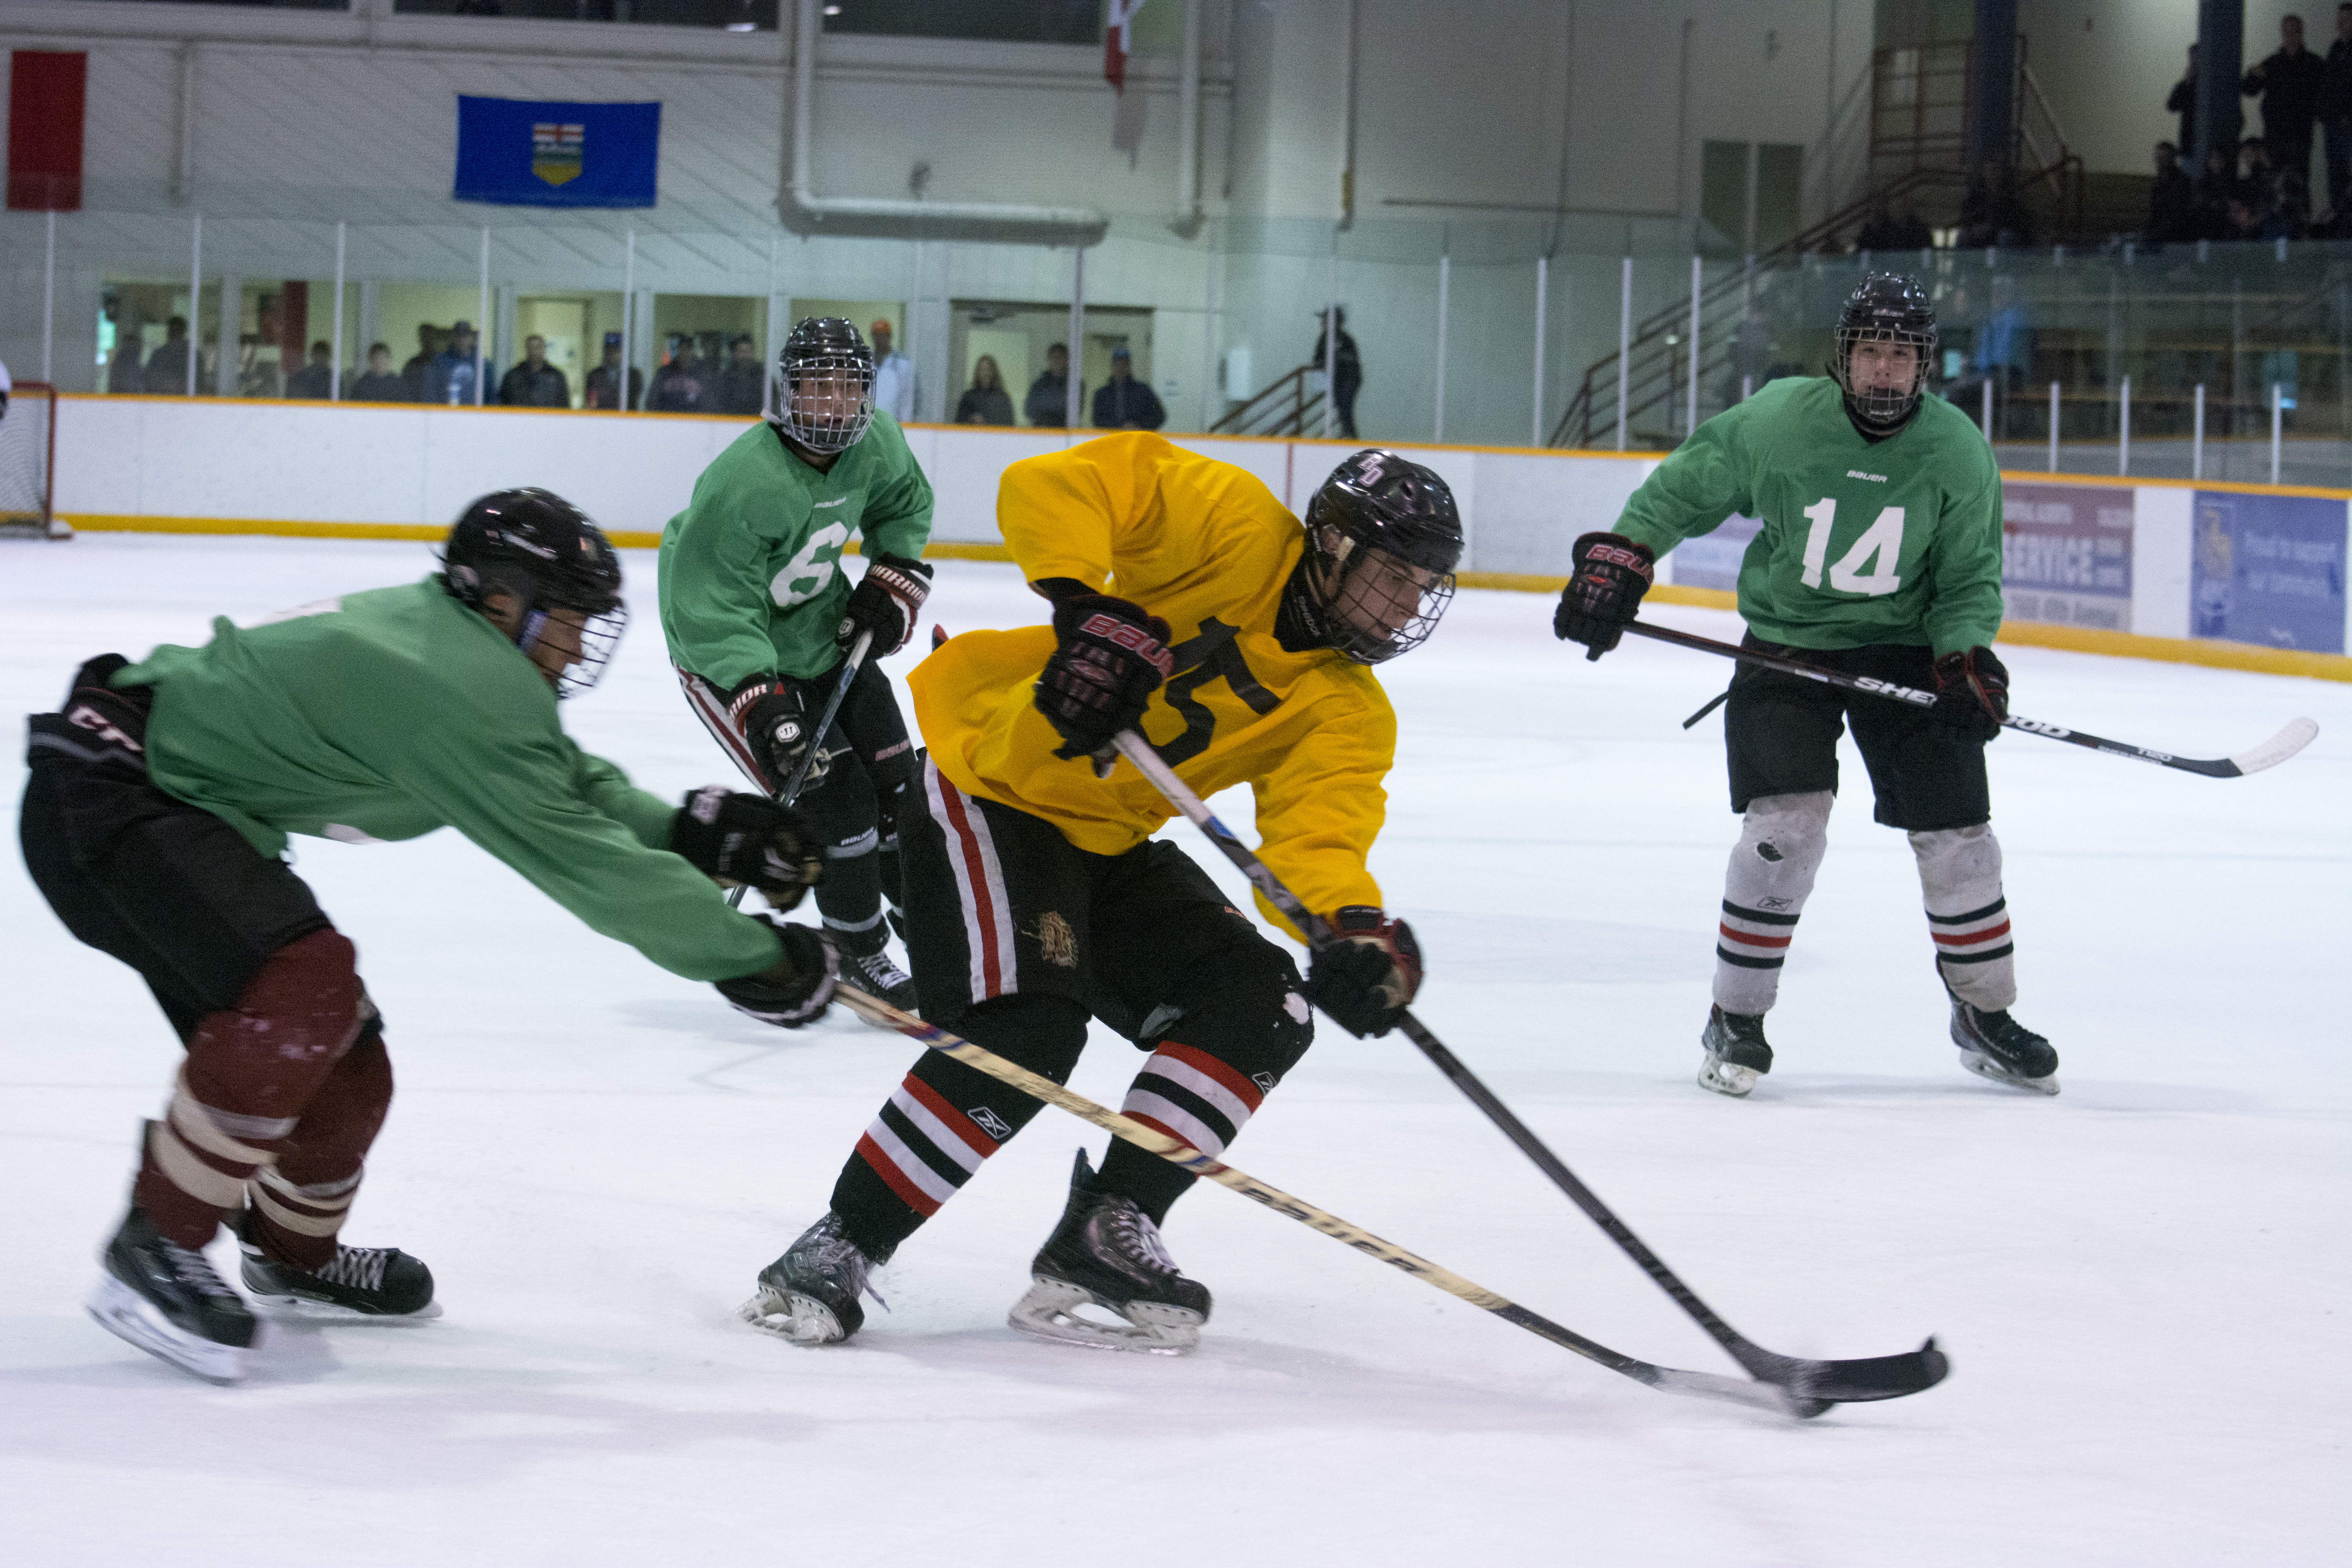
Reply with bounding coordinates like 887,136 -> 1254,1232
1725,790 -> 1832,915
1909,822 -> 2002,912
1136,932 -> 1312,1090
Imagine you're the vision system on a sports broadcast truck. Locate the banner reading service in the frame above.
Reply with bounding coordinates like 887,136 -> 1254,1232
454,96 -> 659,209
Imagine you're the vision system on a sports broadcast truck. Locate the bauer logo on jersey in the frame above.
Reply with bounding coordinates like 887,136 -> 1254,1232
530,123 -> 584,187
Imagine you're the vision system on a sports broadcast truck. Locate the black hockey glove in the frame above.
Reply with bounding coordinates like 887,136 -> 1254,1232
837,553 -> 934,657
1304,907 -> 1423,1039
716,917 -> 838,1029
1033,593 -> 1175,763
670,786 -> 824,908
1931,645 -> 2009,742
1553,532 -> 1656,661
726,675 -> 832,792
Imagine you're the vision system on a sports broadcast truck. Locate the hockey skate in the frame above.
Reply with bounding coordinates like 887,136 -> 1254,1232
739,1211 -> 885,1345
232,1209 -> 439,1319
1008,1151 -> 1211,1357
1949,993 -> 2059,1095
86,1205 -> 257,1383
1698,1005 -> 1773,1097
838,944 -> 918,1014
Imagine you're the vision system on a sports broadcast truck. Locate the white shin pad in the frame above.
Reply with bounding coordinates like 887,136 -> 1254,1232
1910,823 -> 2017,1011
1714,791 -> 1833,1015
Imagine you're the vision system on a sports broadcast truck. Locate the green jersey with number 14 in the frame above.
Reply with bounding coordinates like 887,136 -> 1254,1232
658,413 -> 935,688
1612,375 -> 2004,656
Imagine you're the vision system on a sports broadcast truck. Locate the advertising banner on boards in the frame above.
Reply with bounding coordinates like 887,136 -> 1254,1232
2000,482 -> 2134,631
2190,490 -> 2348,653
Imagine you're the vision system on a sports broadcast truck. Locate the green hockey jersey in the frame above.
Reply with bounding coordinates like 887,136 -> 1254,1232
659,414 -> 934,689
115,579 -> 783,984
1613,376 -> 2005,655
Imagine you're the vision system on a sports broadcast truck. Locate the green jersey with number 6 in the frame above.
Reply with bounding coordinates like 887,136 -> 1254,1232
658,413 -> 935,688
1612,375 -> 2003,656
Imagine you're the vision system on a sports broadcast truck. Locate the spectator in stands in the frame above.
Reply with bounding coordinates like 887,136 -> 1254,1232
1091,346 -> 1166,430
869,319 -> 916,423
1971,275 -> 2029,395
236,335 -> 280,400
583,332 -> 642,411
715,333 -> 766,415
2245,13 -> 2325,176
2194,142 -> 2240,238
1958,159 -> 2036,248
285,339 -> 336,401
108,327 -> 145,396
1855,194 -> 1933,251
423,321 -> 487,406
1309,306 -> 1362,438
2322,6 -> 2352,215
2225,196 -> 2270,242
2145,143 -> 2199,243
498,334 -> 572,407
955,354 -> 1015,425
348,342 -> 404,402
142,317 -> 191,396
2169,44 -> 2200,157
1025,343 -> 1074,427
646,338 -> 711,412
401,325 -> 438,403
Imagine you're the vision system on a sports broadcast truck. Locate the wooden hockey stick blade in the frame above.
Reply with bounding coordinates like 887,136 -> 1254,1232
2226,716 -> 2319,776
826,982 -> 1841,1417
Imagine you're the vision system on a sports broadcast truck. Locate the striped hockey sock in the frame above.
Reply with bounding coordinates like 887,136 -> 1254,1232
1912,824 -> 2016,1010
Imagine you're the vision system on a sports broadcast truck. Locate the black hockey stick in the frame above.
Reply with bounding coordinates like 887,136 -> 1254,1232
827,982 -> 1842,1417
1622,620 -> 2320,779
728,628 -> 875,911
1107,732 -> 1947,1409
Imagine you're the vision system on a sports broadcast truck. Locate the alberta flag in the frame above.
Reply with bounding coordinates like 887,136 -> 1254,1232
454,96 -> 659,209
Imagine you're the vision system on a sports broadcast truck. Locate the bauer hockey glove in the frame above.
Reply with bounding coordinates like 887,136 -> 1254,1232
1931,646 -> 2009,743
1305,908 -> 1424,1039
670,786 -> 824,908
1553,532 -> 1656,661
837,553 -> 934,656
726,675 -> 833,793
1033,593 -> 1176,763
716,917 -> 838,1029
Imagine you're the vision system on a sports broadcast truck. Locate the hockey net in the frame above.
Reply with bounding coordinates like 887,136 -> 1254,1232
0,381 -> 64,539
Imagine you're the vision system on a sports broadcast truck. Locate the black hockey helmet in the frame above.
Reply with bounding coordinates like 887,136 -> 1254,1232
442,488 -> 628,698
1280,449 -> 1463,665
1833,272 -> 1938,436
772,316 -> 877,455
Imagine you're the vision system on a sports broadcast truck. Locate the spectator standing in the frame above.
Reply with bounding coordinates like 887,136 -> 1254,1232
285,339 -> 336,401
647,339 -> 713,412
108,327 -> 146,395
2321,6 -> 2352,214
2245,14 -> 2325,176
583,332 -> 644,411
955,354 -> 1015,425
715,334 -> 766,416
400,325 -> 438,403
1309,306 -> 1362,438
348,342 -> 405,402
2168,44 -> 2200,157
1089,346 -> 1166,430
142,317 -> 192,396
498,335 -> 572,407
2145,143 -> 2199,243
1024,343 -> 1073,426
869,319 -> 915,423
423,322 -> 486,406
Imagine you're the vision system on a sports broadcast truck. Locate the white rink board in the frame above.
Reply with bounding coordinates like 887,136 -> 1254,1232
0,538 -> 2346,1567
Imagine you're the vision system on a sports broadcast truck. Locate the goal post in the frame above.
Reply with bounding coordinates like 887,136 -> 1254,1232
0,381 -> 64,539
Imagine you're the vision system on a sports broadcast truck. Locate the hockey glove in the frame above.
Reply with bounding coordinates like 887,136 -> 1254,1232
716,917 -> 838,1029
1931,646 -> 2009,742
1553,532 -> 1656,661
1304,907 -> 1423,1039
837,553 -> 934,656
1033,593 -> 1175,763
670,786 -> 824,908
726,675 -> 833,793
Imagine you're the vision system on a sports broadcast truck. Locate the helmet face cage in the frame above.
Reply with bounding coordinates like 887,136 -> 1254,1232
1833,273 -> 1938,433
1311,534 -> 1456,664
1301,451 -> 1465,665
519,600 -> 630,700
442,487 -> 629,699
772,318 -> 876,455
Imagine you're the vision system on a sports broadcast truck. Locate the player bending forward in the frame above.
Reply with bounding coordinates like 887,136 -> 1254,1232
21,491 -> 840,1384
1554,273 -> 2058,1097
662,317 -> 934,1009
740,437 -> 1461,1354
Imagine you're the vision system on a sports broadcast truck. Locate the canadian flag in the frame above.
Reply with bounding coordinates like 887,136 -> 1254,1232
1104,0 -> 1147,93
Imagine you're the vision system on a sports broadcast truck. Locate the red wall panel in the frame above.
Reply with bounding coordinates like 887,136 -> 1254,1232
8,51 -> 87,212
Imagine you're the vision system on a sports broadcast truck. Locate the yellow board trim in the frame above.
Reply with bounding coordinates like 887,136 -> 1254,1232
59,515 -> 2349,682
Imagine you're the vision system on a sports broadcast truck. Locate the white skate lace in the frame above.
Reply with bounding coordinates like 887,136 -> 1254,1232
796,1220 -> 888,1309
848,951 -> 912,989
314,1247 -> 391,1293
163,1241 -> 235,1297
1105,1205 -> 1180,1277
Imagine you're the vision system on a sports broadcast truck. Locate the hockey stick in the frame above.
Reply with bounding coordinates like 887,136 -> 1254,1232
728,628 -> 875,911
1621,620 -> 2320,779
1107,730 -> 1948,1408
828,982 -> 1847,1418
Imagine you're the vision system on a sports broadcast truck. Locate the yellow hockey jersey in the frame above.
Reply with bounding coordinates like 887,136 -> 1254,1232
910,433 -> 1394,932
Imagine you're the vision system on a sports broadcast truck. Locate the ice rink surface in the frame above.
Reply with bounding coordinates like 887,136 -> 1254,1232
2,535 -> 2346,1566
